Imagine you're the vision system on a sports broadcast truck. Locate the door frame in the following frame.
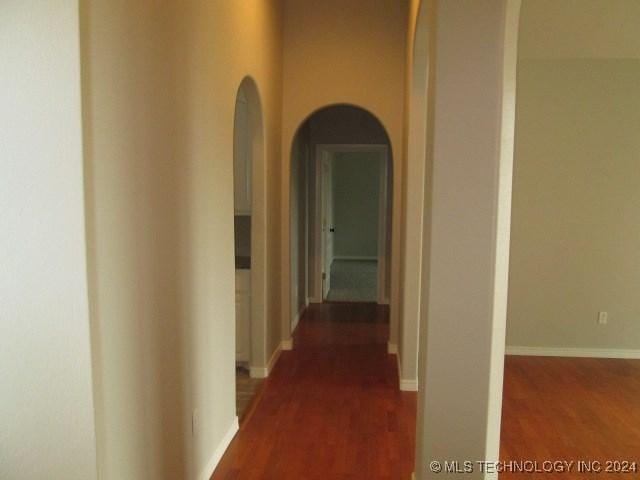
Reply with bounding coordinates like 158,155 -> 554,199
314,144 -> 390,304
320,152 -> 334,300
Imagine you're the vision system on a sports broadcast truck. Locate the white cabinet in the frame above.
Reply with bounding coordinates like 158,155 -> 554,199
233,93 -> 252,215
235,270 -> 251,363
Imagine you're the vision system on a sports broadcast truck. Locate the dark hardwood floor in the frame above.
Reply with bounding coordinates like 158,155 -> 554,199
214,303 -> 640,479
235,366 -> 264,422
500,356 -> 640,478
212,303 -> 417,480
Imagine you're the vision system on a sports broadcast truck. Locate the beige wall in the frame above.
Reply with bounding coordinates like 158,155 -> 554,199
518,0 -> 640,59
281,0 -> 409,344
507,58 -> 640,351
82,1 -> 283,479
0,1 -> 97,478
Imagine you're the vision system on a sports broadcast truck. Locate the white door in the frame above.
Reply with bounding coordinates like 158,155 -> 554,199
321,154 -> 334,299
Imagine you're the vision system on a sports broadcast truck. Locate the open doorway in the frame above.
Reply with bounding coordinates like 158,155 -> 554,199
317,145 -> 389,303
232,77 -> 267,421
289,105 -> 393,333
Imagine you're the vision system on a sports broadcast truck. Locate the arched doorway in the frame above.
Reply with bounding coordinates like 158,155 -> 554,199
232,77 -> 268,419
288,104 -> 393,330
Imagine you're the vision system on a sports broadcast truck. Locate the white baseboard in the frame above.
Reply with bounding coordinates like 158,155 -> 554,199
400,378 -> 419,392
249,365 -> 268,378
333,255 -> 378,261
198,416 -> 239,480
249,340 -> 288,379
506,346 -> 640,359
387,342 -> 398,354
395,349 -> 419,391
308,296 -> 322,304
396,352 -> 418,392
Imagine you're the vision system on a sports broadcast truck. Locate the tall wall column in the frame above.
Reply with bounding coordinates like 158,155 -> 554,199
415,1 -> 520,478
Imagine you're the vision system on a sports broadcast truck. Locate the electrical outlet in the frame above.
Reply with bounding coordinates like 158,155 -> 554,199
597,311 -> 608,325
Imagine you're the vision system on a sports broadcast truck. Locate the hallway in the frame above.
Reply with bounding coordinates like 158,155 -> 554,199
11,2 -> 621,479
212,303 -> 417,479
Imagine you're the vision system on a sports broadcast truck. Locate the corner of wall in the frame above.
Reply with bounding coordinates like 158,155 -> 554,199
197,417 -> 239,480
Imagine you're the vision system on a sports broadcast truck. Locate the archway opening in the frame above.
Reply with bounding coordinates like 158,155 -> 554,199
232,77 -> 267,420
288,104 -> 393,332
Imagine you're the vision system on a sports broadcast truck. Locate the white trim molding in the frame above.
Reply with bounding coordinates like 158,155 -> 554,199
400,378 -> 419,392
198,416 -> 239,480
333,255 -> 378,261
387,342 -> 398,355
506,346 -> 640,359
395,350 -> 419,392
249,366 -> 269,379
250,340 -> 289,378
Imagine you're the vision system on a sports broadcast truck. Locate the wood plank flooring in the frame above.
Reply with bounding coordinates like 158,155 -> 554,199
235,366 -> 264,422
500,356 -> 640,479
212,303 -> 416,480
214,303 -> 640,479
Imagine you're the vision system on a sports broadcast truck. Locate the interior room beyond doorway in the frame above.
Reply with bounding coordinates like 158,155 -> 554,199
324,150 -> 385,303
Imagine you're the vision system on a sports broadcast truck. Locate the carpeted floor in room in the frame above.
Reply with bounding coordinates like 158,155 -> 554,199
326,259 -> 378,302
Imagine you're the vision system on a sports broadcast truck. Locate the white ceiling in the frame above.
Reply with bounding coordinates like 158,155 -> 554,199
519,0 -> 640,59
